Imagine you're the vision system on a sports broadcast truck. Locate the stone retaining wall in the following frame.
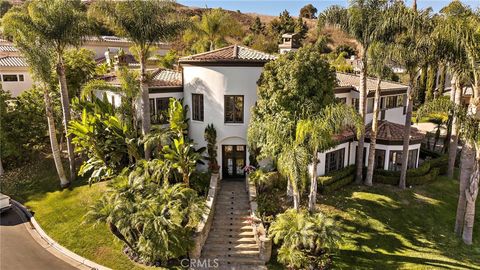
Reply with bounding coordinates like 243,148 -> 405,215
189,173 -> 220,259
245,174 -> 272,263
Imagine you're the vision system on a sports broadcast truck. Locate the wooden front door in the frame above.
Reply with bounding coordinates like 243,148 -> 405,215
222,145 -> 246,179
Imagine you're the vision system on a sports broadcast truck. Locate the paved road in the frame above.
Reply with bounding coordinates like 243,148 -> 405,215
0,207 -> 77,270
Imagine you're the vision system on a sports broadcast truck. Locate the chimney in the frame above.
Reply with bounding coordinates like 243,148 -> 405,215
278,33 -> 300,54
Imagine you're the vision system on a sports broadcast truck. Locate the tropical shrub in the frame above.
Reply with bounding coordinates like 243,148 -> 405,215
86,159 -> 207,265
190,171 -> 211,196
269,209 -> 341,269
0,87 -> 58,168
204,124 -> 219,173
69,97 -> 142,184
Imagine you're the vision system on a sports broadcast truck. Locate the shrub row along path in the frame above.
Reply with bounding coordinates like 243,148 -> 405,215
0,206 -> 77,270
197,180 -> 266,270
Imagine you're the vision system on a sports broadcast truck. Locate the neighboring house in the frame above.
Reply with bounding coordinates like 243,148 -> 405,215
0,35 -> 171,97
83,36 -> 170,60
0,55 -> 33,97
100,44 -> 423,179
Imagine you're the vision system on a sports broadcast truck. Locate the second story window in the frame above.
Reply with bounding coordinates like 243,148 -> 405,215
225,95 -> 244,123
192,94 -> 204,121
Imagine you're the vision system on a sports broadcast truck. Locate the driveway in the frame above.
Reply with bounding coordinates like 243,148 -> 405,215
0,207 -> 78,270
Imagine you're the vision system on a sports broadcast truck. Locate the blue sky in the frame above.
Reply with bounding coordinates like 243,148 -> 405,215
177,0 -> 480,16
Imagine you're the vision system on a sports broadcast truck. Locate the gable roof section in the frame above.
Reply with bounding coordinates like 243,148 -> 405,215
0,56 -> 28,67
179,45 -> 277,66
336,72 -> 408,95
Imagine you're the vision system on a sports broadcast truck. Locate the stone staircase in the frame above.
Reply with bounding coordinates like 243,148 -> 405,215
195,181 -> 266,270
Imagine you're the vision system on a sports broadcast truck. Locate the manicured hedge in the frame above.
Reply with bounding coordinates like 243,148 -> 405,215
374,154 -> 447,186
318,165 -> 356,194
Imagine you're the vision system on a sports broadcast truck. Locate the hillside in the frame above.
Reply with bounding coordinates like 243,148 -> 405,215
178,4 -> 360,53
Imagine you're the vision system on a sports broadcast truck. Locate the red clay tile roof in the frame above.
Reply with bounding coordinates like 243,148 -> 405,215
179,45 -> 276,64
336,72 -> 408,93
365,120 -> 425,143
336,120 -> 424,144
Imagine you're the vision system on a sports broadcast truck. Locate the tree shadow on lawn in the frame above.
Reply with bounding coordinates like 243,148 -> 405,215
319,178 -> 480,268
0,155 -> 90,204
334,249 -> 480,270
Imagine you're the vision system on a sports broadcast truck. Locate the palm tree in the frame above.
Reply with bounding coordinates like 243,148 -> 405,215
6,0 -> 90,181
296,103 -> 363,212
183,8 -> 242,53
269,209 -> 341,269
438,2 -> 480,243
278,142 -> 309,211
324,0 -> 389,183
435,1 -> 472,178
418,96 -> 479,245
365,42 -> 391,186
387,2 -> 433,189
91,0 -> 186,158
2,11 -> 69,187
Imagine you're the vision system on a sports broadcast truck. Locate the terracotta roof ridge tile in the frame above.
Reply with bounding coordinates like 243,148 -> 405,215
179,45 -> 235,60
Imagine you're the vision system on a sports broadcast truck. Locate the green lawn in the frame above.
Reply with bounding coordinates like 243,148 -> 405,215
3,157 -> 480,269
0,156 -> 152,270
317,174 -> 480,269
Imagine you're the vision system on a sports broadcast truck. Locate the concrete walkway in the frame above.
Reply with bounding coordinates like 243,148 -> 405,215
198,181 -> 266,270
0,206 -> 80,270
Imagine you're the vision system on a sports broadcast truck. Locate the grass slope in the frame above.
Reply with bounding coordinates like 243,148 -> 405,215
318,174 -> 480,269
0,157 -> 152,270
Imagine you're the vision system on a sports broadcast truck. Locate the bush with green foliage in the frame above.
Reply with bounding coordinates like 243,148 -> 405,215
204,124 -> 219,173
269,209 -> 340,269
190,171 -> 211,197
86,159 -> 207,266
318,165 -> 356,194
0,88 -> 60,168
69,97 -> 141,184
374,154 -> 448,186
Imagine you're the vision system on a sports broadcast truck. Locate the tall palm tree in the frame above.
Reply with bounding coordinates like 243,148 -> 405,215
365,42 -> 392,186
2,12 -> 69,186
439,2 -> 480,243
183,8 -> 242,53
296,103 -> 362,212
91,0 -> 186,159
3,0 -> 90,181
278,142 -> 309,211
387,2 -> 433,189
418,96 -> 479,245
435,1 -> 472,179
324,0 -> 389,183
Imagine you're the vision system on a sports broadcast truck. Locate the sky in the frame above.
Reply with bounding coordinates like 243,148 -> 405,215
177,0 -> 480,16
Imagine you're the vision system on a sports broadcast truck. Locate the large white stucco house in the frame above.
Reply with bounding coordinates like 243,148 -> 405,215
101,44 -> 424,179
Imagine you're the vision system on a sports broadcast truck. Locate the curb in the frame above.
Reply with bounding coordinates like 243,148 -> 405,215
11,200 -> 112,270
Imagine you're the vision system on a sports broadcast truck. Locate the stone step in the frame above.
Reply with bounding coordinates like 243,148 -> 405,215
213,216 -> 251,222
210,225 -> 252,232
205,237 -> 257,244
213,219 -> 252,226
214,210 -> 250,215
203,243 -> 259,250
202,249 -> 260,258
208,230 -> 255,238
